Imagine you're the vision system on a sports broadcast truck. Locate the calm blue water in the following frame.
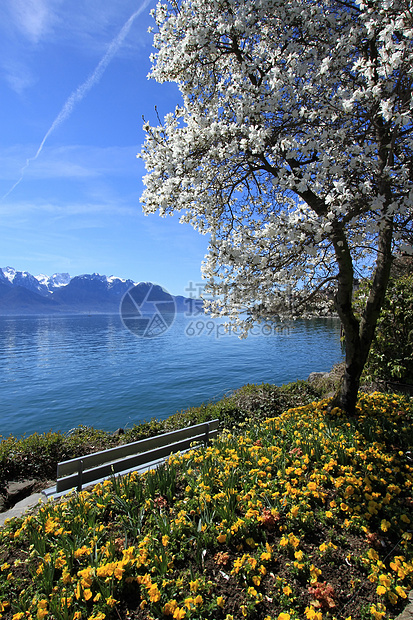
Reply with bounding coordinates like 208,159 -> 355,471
0,314 -> 343,439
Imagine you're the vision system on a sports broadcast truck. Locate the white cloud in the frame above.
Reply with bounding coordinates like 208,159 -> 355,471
0,0 -> 154,95
6,0 -> 59,44
54,1 -> 153,54
2,59 -> 36,94
2,0 -> 152,53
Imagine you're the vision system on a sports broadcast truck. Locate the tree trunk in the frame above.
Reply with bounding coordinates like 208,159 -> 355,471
330,218 -> 394,415
332,325 -> 370,415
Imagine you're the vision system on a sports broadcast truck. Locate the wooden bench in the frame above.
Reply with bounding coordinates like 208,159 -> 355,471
42,419 -> 219,499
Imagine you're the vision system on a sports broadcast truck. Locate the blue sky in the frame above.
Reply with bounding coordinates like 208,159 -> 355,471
0,0 -> 209,296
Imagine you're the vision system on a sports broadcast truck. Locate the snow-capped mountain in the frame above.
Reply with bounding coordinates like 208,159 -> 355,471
0,268 -> 200,315
35,272 -> 71,292
0,267 -> 72,296
0,266 -> 50,296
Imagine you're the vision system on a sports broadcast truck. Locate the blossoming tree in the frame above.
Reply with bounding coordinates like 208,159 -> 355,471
140,0 -> 413,414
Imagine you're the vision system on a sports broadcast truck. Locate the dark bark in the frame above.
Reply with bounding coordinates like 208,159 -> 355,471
330,217 -> 394,415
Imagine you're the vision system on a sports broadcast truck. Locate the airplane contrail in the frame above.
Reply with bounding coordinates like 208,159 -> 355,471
1,0 -> 153,202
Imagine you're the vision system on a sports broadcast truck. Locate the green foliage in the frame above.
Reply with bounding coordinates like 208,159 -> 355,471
355,273 -> 413,388
0,427 -> 115,492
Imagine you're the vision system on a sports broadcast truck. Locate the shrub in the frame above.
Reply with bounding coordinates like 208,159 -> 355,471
356,273 -> 413,389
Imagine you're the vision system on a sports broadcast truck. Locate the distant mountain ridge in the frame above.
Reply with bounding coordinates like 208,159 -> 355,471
0,267 -> 71,296
0,267 -> 201,315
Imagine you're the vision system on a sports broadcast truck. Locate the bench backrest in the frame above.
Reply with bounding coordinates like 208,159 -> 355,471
56,419 -> 219,494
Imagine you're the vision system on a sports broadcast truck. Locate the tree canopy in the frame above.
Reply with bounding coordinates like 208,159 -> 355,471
140,0 -> 413,413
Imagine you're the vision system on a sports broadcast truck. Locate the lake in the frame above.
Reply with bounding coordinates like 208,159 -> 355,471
0,313 -> 343,439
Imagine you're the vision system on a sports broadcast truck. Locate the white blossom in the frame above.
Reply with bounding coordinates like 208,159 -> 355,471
139,0 -> 413,334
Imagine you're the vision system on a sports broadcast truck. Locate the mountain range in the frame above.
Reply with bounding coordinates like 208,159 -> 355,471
0,267 -> 201,315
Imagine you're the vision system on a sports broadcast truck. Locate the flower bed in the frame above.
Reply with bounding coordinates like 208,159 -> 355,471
0,392 -> 412,620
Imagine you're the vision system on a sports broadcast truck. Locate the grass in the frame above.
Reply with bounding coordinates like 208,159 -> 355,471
0,389 -> 412,620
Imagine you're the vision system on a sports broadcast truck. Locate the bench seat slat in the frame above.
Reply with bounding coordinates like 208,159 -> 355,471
54,421 -> 219,494
57,420 -> 219,478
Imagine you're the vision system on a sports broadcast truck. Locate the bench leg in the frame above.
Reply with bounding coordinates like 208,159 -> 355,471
77,459 -> 84,492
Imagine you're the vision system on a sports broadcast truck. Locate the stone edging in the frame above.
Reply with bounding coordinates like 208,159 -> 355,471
396,590 -> 413,620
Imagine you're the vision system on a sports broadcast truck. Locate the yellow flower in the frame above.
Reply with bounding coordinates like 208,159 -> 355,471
278,614 -> 291,620
113,562 -> 125,580
148,584 -> 161,603
173,607 -> 186,619
78,567 -> 94,588
54,555 -> 66,569
309,564 -> 322,583
395,586 -> 408,598
106,595 -> 118,607
378,574 -> 391,588
62,569 -> 72,584
74,545 -> 90,559
217,533 -> 227,543
370,604 -> 386,619
305,608 -> 322,620
44,518 -> 58,534
368,548 -> 379,561
184,597 -> 194,610
283,585 -> 292,596
217,596 -> 225,608
380,519 -> 391,532
164,600 -> 178,615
